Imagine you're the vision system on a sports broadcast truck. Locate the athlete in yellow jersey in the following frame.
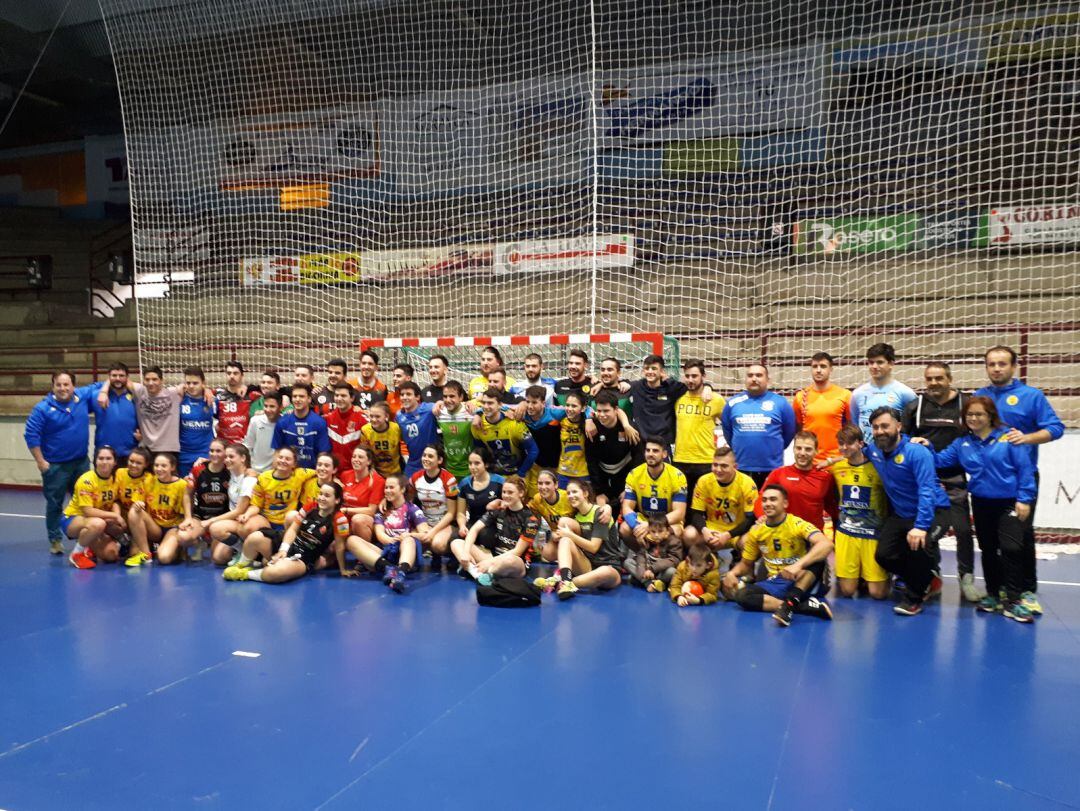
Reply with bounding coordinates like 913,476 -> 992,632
472,390 -> 538,477
467,346 -> 516,400
529,468 -> 574,563
683,447 -> 757,567
114,448 -> 151,513
723,482 -> 834,626
126,452 -> 193,567
244,450 -> 311,534
620,438 -> 688,545
360,403 -> 403,476
556,392 -> 589,485
673,360 -> 725,498
831,424 -> 890,598
63,446 -> 125,569
299,452 -> 334,505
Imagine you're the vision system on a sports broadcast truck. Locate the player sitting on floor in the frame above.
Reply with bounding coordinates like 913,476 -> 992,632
723,484 -> 834,626
534,480 -> 625,601
410,444 -> 460,572
237,447 -> 310,543
349,474 -> 430,594
128,452 -> 191,567
624,514 -> 684,592
64,445 -> 123,569
223,482 -> 349,584
339,446 -> 384,546
452,475 -> 539,585
206,443 -> 258,566
669,544 -> 722,607
178,437 -> 231,560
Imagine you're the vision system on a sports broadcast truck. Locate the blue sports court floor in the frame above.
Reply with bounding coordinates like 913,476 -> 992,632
2,488 -> 1079,810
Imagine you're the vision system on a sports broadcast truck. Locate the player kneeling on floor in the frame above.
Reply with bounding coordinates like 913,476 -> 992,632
223,482 -> 349,584
65,446 -> 125,569
722,484 -> 834,626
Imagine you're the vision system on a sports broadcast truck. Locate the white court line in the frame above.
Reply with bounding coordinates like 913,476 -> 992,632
941,573 -> 1080,588
0,512 -> 45,519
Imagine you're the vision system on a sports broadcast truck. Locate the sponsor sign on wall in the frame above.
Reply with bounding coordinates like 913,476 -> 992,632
492,234 -> 634,274
240,234 -> 633,285
1036,432 -> 1080,531
793,214 -> 920,254
212,110 -> 379,189
977,204 -> 1080,247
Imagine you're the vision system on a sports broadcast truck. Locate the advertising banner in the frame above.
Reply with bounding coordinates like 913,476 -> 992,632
240,252 -> 361,286
793,214 -> 920,254
363,245 -> 494,279
918,213 -> 979,249
492,234 -> 634,274
384,49 -> 822,194
212,109 -> 379,190
84,134 -> 129,205
984,13 -> 1080,64
134,227 -> 210,264
1036,432 -> 1080,531
977,204 -> 1080,247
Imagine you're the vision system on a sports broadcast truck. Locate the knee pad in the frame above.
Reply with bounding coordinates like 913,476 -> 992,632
736,588 -> 765,611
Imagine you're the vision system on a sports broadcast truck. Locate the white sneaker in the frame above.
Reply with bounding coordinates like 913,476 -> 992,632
960,573 -> 984,602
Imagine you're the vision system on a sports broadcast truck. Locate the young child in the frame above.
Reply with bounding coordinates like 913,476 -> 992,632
668,544 -> 722,607
624,515 -> 684,592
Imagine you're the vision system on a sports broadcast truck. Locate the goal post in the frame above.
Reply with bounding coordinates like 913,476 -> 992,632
359,332 -> 679,387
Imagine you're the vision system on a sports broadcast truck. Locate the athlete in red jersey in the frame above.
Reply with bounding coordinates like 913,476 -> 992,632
324,382 -> 367,471
215,361 -> 260,443
754,431 -> 838,530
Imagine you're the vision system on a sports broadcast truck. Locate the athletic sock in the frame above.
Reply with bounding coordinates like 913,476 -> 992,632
247,569 -> 263,581
373,558 -> 387,574
225,533 -> 242,549
239,554 -> 253,566
72,542 -> 86,555
786,586 -> 807,607
399,562 -> 412,575
558,567 -> 572,582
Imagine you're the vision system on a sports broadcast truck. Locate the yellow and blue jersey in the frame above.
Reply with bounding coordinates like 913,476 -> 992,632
831,458 -> 887,539
624,463 -> 688,517
557,416 -> 589,479
742,514 -> 821,579
472,414 -> 536,476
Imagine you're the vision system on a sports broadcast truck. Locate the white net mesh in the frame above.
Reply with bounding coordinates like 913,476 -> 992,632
99,1 -> 1079,421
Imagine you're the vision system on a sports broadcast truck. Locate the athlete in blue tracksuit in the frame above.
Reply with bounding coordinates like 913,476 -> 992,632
179,394 -> 215,477
271,389 -> 331,470
89,378 -> 139,462
864,407 -> 950,615
396,390 -> 440,478
932,419 -> 1036,615
977,348 -> 1065,601
24,373 -> 95,551
720,385 -> 796,486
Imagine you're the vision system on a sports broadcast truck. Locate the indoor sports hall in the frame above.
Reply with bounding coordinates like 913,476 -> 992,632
1,1 -> 1079,808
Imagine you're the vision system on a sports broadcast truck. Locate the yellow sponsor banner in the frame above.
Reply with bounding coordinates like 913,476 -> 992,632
985,13 -> 1080,63
662,138 -> 739,174
297,252 -> 362,284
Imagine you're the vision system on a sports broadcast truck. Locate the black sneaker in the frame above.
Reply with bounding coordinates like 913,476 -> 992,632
799,596 -> 833,621
894,598 -> 923,616
772,600 -> 795,627
429,553 -> 444,573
